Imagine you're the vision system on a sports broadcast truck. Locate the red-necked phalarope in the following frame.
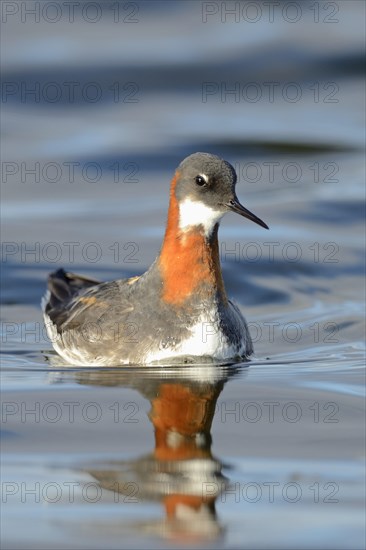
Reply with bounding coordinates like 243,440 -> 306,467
42,152 -> 268,365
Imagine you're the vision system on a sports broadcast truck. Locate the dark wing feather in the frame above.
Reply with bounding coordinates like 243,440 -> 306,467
44,269 -> 134,341
45,269 -> 100,311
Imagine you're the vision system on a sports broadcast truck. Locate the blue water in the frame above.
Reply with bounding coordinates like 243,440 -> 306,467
1,2 -> 365,549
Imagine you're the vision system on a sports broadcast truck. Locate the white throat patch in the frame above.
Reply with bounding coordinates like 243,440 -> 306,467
178,198 -> 224,236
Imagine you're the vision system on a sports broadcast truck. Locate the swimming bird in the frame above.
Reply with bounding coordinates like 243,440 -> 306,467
42,152 -> 268,366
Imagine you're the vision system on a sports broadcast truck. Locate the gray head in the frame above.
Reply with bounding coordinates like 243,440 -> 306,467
173,152 -> 268,235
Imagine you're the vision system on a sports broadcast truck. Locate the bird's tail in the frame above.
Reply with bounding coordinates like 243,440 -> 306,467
41,268 -> 100,314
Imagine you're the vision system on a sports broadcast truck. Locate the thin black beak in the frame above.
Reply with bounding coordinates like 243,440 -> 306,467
226,199 -> 269,229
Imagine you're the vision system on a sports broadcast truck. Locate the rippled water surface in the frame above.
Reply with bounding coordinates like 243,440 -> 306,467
1,2 -> 365,549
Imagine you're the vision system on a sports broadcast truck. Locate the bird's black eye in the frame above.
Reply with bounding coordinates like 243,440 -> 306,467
195,175 -> 207,186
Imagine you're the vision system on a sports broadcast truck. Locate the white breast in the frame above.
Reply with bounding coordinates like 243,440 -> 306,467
144,311 -> 246,365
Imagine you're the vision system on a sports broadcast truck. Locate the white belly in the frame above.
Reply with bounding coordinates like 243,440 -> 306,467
143,315 -> 245,365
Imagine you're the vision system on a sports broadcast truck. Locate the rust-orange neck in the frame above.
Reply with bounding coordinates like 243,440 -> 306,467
158,172 -> 227,307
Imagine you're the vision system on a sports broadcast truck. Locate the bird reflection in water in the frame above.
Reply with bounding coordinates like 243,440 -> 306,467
69,366 -> 243,543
